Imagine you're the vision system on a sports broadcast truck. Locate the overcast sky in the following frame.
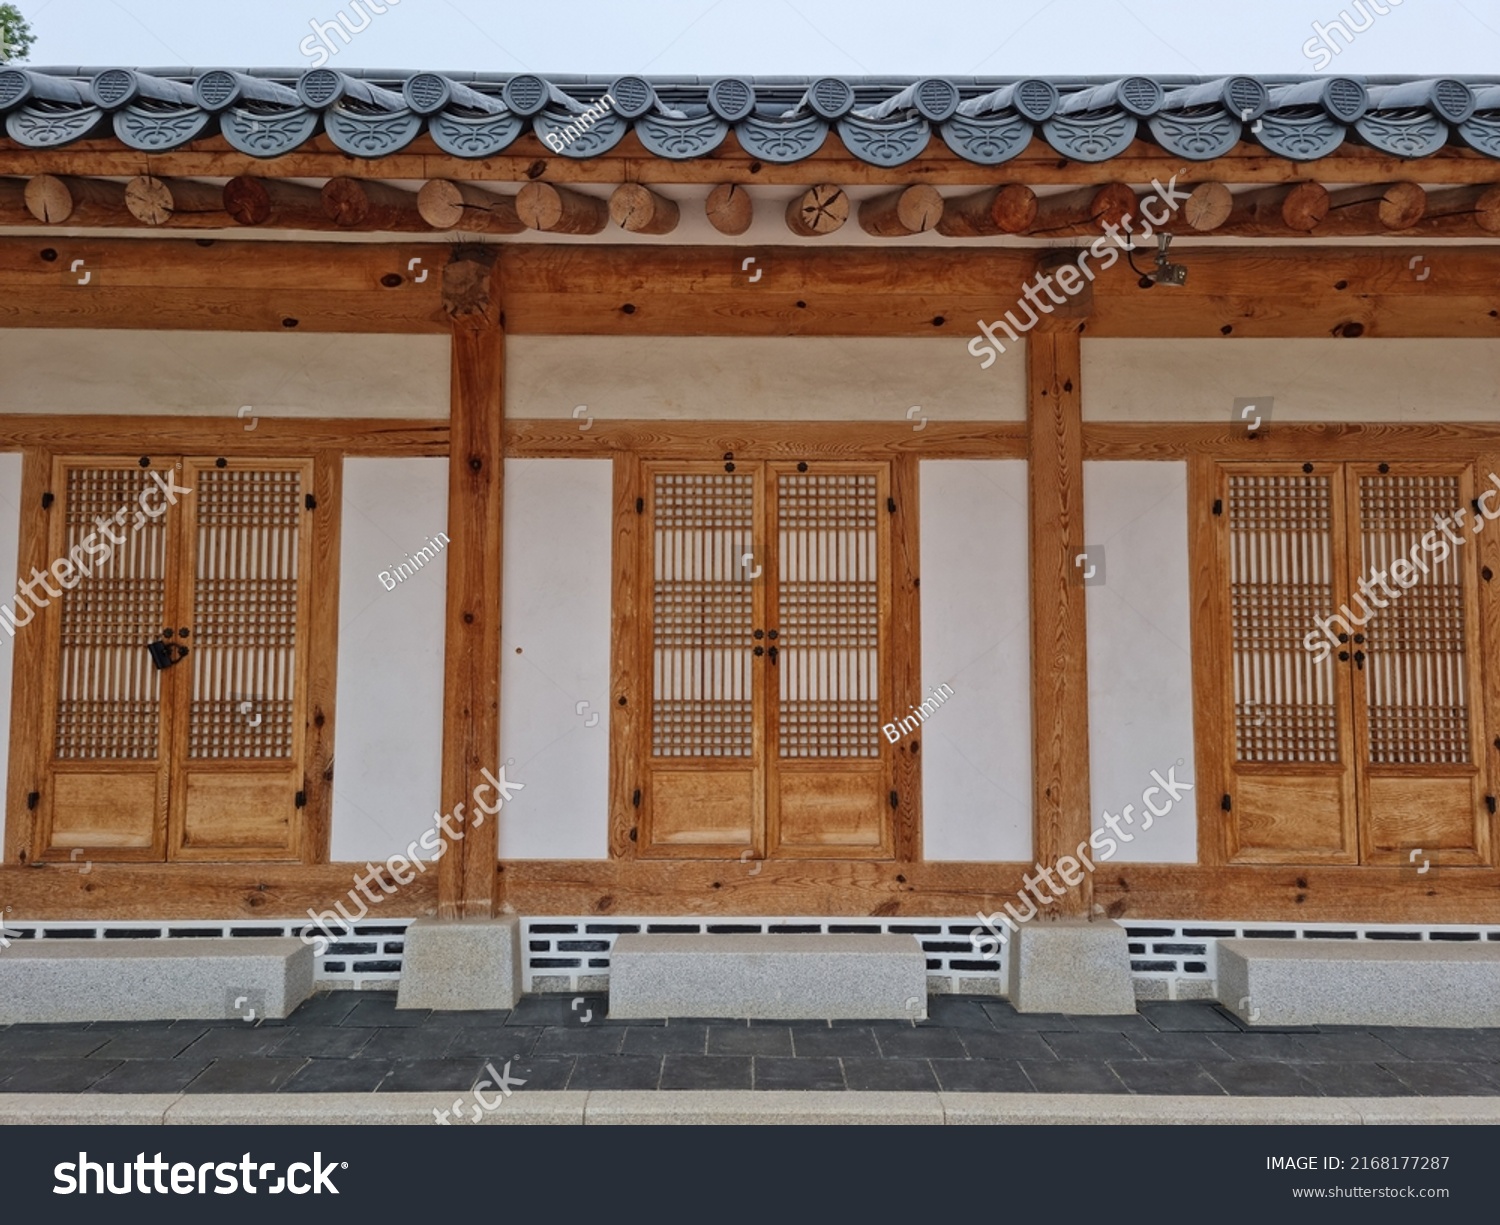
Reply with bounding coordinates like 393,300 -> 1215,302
11,0 -> 1500,76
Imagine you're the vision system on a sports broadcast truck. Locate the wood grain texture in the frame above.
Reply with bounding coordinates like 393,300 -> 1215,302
0,417 -> 448,457
608,456 -> 642,859
303,452 -> 342,865
1027,333 -> 1091,917
2,450 -> 51,864
417,179 -> 524,233
704,183 -> 753,235
889,455 -> 922,861
124,176 -> 229,228
609,183 -> 679,234
1083,422 -> 1500,461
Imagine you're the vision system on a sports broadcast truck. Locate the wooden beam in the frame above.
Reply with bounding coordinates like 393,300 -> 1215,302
417,179 -> 523,234
889,455 -> 922,860
609,183 -> 679,235
24,174 -> 127,225
123,176 -> 229,228
785,183 -> 848,237
1027,331 -> 1091,919
438,248 -> 504,919
1319,181 -> 1426,235
1215,182 -> 1328,235
516,182 -> 609,235
303,453 -> 342,864
0,176 -> 31,224
935,184 -> 1036,237
1394,182 -> 1500,236
321,177 -> 433,232
3,450 -> 49,865
223,176 -> 329,229
858,185 -> 944,237
704,183 -> 753,235
1083,421 -> 1500,461
0,416 -> 448,457
1027,182 -> 1137,237
503,418 -> 1028,460
1180,181 -> 1233,233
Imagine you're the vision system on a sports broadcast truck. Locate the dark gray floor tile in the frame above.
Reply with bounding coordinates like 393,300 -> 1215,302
874,1028 -> 968,1060
567,1055 -> 661,1090
1287,1033 -> 1408,1063
444,1026 -> 541,1060
957,1031 -> 1056,1062
268,1026 -> 377,1059
1385,1062 -> 1500,1096
424,1009 -> 512,1028
841,1058 -> 938,1091
510,995 -> 607,1027
280,1059 -> 392,1093
670,1016 -> 748,1027
660,1055 -> 753,1090
1138,1001 -> 1242,1033
340,997 -> 428,1028
790,1026 -> 879,1059
362,1027 -> 465,1061
1207,1062 -> 1320,1096
980,1002 -> 1076,1032
87,1059 -> 211,1094
623,1026 -> 707,1056
1296,1062 -> 1415,1097
0,1030 -> 113,1059
1372,1031 -> 1499,1063
1128,1032 -> 1239,1061
753,1057 -> 845,1091
708,1027 -> 792,1057
1060,1013 -> 1155,1033
498,1058 -> 575,1092
286,992 -> 364,1026
1020,1060 -> 1128,1094
930,1059 -> 1033,1093
1043,1032 -> 1145,1061
923,998 -> 999,1030
1110,1060 -> 1224,1096
1209,1033 -> 1310,1061
184,1058 -> 307,1093
88,1028 -> 206,1060
178,1027 -> 288,1059
379,1060 -> 486,1092
829,1018 -> 918,1030
532,1027 -> 625,1056
0,1058 -> 117,1092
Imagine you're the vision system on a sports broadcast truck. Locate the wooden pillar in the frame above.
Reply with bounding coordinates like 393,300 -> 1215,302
1027,330 -> 1092,919
438,247 -> 504,919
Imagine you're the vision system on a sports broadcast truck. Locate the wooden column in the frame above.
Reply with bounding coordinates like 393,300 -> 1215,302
438,248 -> 504,919
1027,331 -> 1092,918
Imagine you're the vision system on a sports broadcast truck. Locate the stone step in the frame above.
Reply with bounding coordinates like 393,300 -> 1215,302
0,938 -> 314,1024
607,933 -> 927,1020
1217,938 -> 1500,1028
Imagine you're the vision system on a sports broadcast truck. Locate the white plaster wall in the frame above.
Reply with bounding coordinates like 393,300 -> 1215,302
1084,460 -> 1196,864
498,459 -> 613,860
330,458 -> 448,862
1083,339 -> 1500,422
506,337 -> 1025,421
0,331 -> 448,417
919,460 -> 1032,862
0,453 -> 21,832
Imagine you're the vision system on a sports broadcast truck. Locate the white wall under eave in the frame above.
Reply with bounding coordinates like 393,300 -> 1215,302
498,459 -> 613,860
330,458 -> 448,864
1084,460 -> 1197,864
0,330 -> 449,418
1082,338 -> 1500,422
918,460 -> 1032,862
505,336 -> 1026,422
0,454 -> 22,836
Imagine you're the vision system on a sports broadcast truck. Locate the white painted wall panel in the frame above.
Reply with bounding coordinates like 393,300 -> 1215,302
0,454 -> 22,828
1084,461 -> 1197,863
1083,339 -> 1500,422
507,336 -> 1025,421
0,331 -> 448,418
498,459 -> 613,860
330,459 -> 448,862
919,460 -> 1031,862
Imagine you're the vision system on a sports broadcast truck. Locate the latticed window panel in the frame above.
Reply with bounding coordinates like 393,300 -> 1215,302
54,467 -> 168,760
1358,473 -> 1471,766
188,469 -> 303,760
651,472 -> 754,758
1228,473 -> 1340,764
777,473 -> 880,759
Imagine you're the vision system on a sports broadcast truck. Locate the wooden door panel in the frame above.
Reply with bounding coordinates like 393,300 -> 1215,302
1364,773 -> 1486,865
642,768 -> 755,850
774,765 -> 888,852
168,460 -> 312,862
1221,466 -> 1359,864
47,771 -> 162,850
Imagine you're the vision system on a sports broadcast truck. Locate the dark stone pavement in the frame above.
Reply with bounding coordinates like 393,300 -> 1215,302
2,993 -> 1499,1095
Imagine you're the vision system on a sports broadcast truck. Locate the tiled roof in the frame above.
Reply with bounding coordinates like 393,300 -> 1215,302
2,70 -> 1499,165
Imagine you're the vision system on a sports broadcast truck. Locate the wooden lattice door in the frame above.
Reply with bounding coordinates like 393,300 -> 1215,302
634,461 -> 895,859
1214,462 -> 1489,866
33,456 -> 314,863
